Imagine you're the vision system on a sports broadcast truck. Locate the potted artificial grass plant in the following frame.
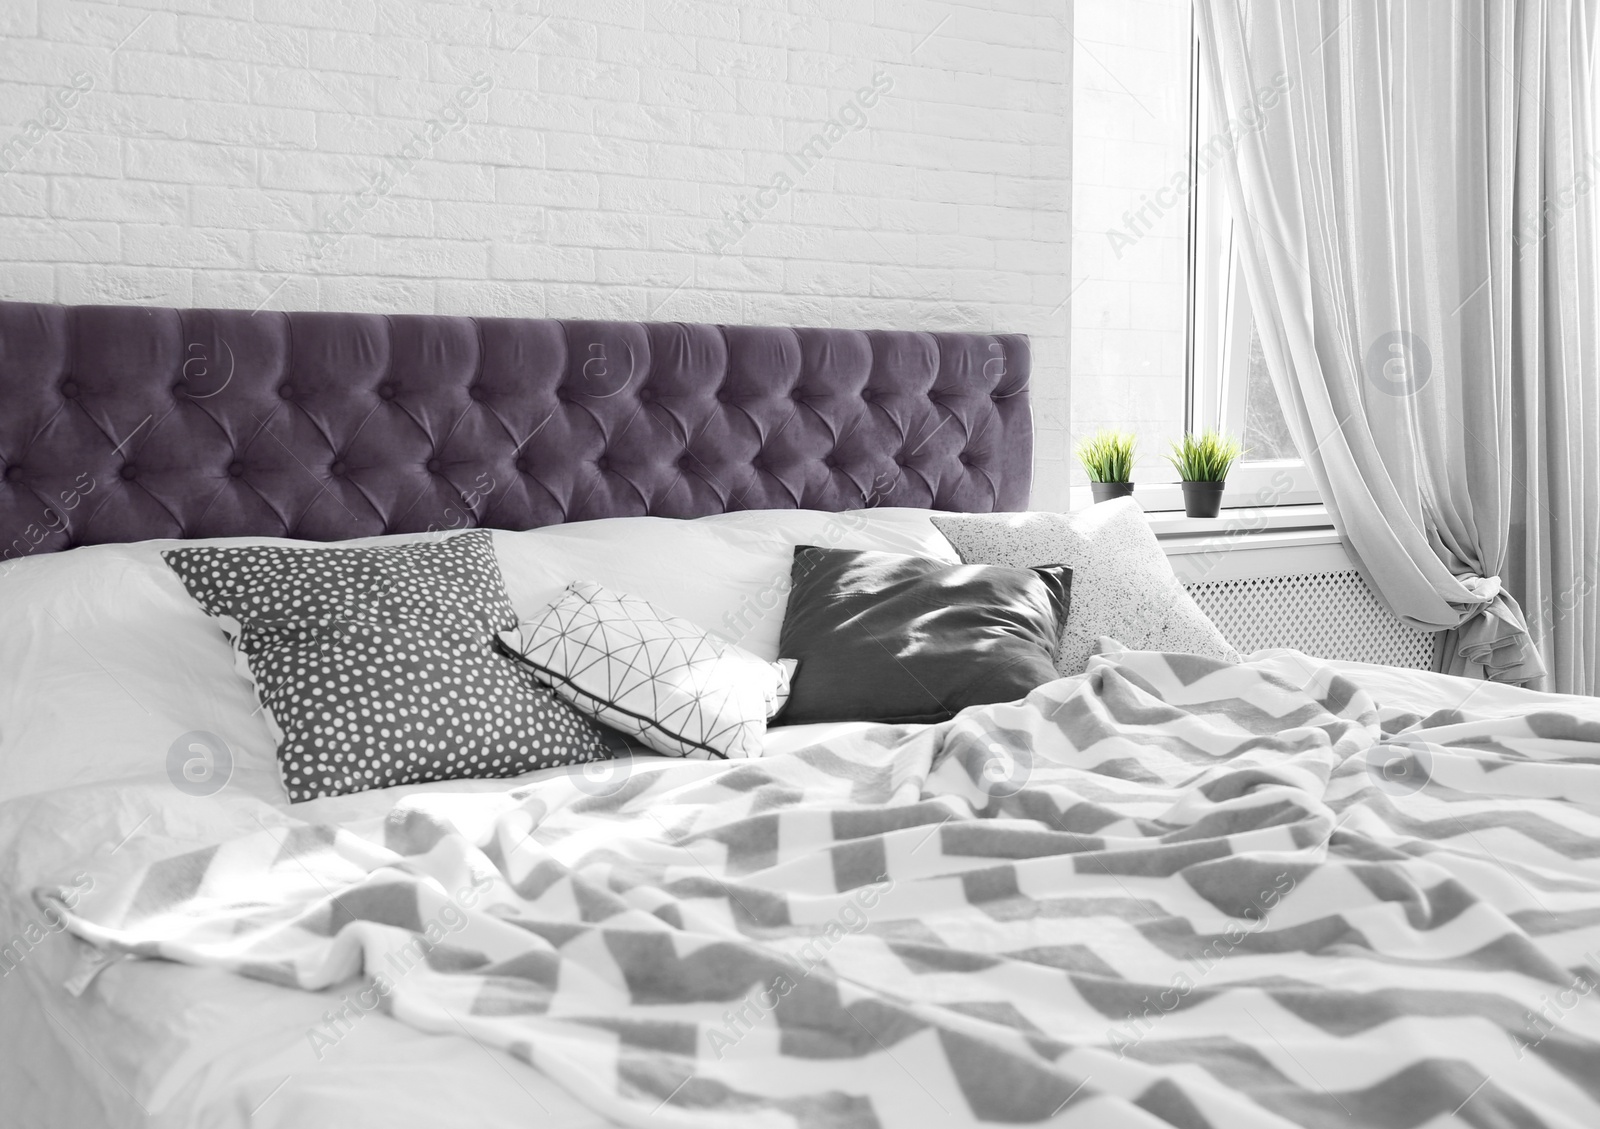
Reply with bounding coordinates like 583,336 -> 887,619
1076,429 -> 1137,503
1167,430 -> 1244,517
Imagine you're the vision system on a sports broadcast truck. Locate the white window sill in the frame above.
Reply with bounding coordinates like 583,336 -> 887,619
1160,525 -> 1343,556
1152,509 -> 1350,584
1146,503 -> 1334,541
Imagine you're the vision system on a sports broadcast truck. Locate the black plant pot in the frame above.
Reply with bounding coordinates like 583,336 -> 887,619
1089,481 -> 1135,504
1181,480 -> 1226,518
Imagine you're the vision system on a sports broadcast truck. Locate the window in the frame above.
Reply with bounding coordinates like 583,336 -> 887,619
1068,1 -> 1195,507
1070,14 -> 1322,512
1182,32 -> 1320,510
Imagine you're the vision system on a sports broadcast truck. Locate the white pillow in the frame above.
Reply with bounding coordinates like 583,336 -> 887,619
494,517 -> 785,650
494,509 -> 962,662
0,541 -> 284,804
500,582 -> 794,760
931,500 -> 1241,675
0,527 -> 498,804
694,507 -> 961,562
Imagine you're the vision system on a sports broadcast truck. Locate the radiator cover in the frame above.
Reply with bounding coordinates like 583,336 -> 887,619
1185,569 -> 1437,669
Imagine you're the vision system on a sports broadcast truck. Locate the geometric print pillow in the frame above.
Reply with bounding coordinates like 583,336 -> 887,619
932,499 -> 1241,676
162,532 -> 607,802
498,582 -> 797,760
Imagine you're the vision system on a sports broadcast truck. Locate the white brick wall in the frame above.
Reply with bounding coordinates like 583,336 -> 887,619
0,0 -> 1072,510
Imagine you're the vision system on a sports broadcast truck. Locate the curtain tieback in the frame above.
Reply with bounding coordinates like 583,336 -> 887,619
1456,574 -> 1504,605
1451,574 -> 1546,685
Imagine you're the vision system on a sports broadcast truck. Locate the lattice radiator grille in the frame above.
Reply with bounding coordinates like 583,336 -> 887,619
1185,569 -> 1437,669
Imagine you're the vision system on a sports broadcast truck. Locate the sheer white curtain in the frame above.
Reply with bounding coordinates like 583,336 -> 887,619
1194,0 -> 1600,692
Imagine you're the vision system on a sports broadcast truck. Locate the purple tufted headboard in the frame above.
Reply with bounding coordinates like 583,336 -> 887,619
0,301 -> 1031,557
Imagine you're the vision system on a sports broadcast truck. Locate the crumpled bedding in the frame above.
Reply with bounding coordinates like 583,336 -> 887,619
0,722 -> 876,1129
30,648 -> 1600,1127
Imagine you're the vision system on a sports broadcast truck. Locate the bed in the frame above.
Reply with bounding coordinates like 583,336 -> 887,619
3,300 -> 1599,1129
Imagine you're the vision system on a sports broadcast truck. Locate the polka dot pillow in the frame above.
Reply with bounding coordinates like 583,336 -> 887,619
164,529 -> 517,630
163,532 -> 606,802
932,500 -> 1241,675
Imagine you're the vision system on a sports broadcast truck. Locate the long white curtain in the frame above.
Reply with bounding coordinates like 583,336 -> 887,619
1195,0 -> 1600,692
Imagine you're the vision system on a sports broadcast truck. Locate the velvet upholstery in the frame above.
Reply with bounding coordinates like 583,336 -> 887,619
0,302 -> 1031,556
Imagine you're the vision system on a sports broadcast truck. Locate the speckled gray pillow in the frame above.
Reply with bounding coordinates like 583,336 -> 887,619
163,532 -> 607,802
932,500 -> 1240,675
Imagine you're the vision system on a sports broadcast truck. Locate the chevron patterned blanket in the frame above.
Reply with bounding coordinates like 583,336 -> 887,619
38,649 -> 1600,1128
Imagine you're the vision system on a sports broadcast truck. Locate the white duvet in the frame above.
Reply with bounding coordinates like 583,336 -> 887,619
3,512 -> 1592,1129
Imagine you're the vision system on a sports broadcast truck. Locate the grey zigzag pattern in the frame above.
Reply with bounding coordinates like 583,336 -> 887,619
39,648 -> 1600,1127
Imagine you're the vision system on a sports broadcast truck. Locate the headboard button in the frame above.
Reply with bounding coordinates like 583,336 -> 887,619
3,466 -> 22,482
379,384 -> 397,401
330,460 -> 347,477
279,384 -> 294,400
425,458 -> 442,474
120,465 -> 138,481
227,462 -> 245,478
677,454 -> 695,471
596,455 -> 611,471
60,380 -> 78,399
716,388 -> 731,403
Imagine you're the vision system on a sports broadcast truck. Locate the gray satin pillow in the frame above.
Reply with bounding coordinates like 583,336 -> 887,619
776,545 -> 1071,725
